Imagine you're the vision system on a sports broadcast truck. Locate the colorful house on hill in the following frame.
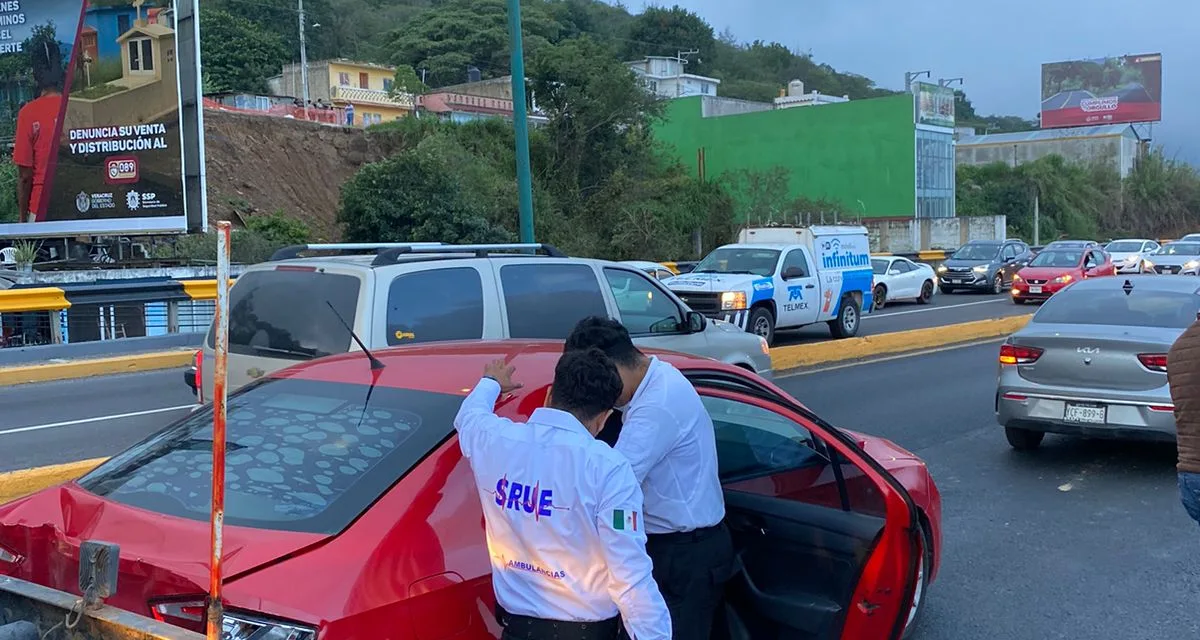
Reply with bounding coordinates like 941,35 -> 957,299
83,1 -> 159,59
275,59 -> 415,126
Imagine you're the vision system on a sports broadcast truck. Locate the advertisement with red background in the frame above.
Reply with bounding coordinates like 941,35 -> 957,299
0,0 -> 185,238
1040,53 -> 1162,129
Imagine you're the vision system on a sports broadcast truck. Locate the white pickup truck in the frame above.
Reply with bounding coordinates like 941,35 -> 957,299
664,226 -> 875,345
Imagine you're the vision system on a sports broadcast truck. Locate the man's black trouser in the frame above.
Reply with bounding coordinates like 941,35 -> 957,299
643,521 -> 736,640
496,604 -> 621,640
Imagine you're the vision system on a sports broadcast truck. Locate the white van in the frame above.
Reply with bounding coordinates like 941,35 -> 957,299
664,226 -> 874,345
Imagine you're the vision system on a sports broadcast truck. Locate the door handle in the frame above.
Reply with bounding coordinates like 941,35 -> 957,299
805,284 -> 815,289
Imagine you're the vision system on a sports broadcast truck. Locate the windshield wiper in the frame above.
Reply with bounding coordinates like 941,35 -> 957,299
250,344 -> 317,359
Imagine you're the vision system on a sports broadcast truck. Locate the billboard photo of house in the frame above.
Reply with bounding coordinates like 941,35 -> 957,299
1040,53 -> 1163,129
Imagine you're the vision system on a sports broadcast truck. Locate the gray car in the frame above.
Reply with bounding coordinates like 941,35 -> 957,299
186,243 -> 773,401
937,239 -> 1032,294
1148,241 -> 1200,275
996,275 -> 1200,450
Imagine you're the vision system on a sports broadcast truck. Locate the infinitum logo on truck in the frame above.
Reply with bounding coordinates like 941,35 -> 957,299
820,238 -> 870,269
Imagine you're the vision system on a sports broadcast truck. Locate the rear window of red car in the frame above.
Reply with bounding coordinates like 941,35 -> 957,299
77,378 -> 461,534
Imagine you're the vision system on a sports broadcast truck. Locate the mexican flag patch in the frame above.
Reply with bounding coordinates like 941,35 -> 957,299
612,509 -> 639,532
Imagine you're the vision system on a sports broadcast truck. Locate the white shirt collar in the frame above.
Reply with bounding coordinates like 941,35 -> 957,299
529,407 -> 593,438
617,356 -> 660,412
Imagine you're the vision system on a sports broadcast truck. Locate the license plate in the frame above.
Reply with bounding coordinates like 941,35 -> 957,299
1064,403 -> 1106,424
1029,285 -> 1043,294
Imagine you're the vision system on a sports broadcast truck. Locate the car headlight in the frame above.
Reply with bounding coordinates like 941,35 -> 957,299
758,336 -> 770,355
936,265 -> 947,273
1144,259 -> 1155,268
1185,260 -> 1199,270
973,265 -> 988,273
224,612 -> 316,640
1054,274 -> 1073,284
721,291 -> 747,310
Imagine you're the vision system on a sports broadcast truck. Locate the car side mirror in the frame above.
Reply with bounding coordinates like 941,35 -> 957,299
685,311 -> 706,333
782,267 -> 806,280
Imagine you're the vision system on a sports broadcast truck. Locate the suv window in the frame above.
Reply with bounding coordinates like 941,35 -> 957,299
603,268 -> 681,335
386,268 -> 484,345
500,264 -> 608,339
1003,245 -> 1018,260
77,377 -> 464,535
215,269 -> 360,360
781,249 -> 810,277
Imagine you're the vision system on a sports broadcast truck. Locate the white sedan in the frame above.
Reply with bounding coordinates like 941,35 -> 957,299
870,256 -> 936,309
1104,238 -> 1160,274
620,260 -> 677,281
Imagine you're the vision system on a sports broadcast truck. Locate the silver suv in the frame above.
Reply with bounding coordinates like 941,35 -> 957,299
187,243 -> 773,400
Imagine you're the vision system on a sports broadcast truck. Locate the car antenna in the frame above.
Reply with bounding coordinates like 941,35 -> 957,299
326,301 -> 385,370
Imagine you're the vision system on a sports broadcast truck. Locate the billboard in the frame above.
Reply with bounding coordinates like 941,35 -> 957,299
0,0 -> 187,238
913,81 -> 955,129
1040,53 -> 1162,129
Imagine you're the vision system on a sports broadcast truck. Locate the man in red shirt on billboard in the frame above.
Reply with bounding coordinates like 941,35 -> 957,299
14,40 -> 64,223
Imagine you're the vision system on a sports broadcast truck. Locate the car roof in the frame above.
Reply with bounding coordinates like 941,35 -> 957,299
1045,240 -> 1095,247
267,340 -> 744,397
250,253 -> 639,273
621,260 -> 667,270
1107,238 -> 1154,243
964,240 -> 1003,246
1064,274 -> 1200,294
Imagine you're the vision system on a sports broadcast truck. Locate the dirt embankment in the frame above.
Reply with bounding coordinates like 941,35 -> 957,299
203,110 -> 404,240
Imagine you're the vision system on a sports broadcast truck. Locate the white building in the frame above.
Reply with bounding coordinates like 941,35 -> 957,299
625,56 -> 720,99
956,124 -> 1145,178
773,80 -> 849,109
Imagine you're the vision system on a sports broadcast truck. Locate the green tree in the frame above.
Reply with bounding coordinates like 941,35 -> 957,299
338,145 -> 514,244
390,65 -> 428,96
199,7 -> 289,93
623,5 -> 717,75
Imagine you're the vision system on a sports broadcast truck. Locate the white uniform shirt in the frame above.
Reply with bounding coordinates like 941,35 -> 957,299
615,357 -> 725,534
454,378 -> 672,640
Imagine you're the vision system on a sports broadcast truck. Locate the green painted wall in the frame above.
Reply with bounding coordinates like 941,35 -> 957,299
654,94 -> 917,218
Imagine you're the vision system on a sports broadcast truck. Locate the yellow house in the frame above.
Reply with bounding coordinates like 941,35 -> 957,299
276,59 -> 414,126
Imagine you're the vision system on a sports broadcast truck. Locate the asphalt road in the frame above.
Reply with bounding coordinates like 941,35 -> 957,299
774,289 -> 1029,346
1,340 -> 1197,637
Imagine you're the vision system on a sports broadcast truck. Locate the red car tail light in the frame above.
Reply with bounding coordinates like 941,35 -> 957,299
999,344 -> 1043,365
150,599 -> 206,632
1137,353 -> 1168,373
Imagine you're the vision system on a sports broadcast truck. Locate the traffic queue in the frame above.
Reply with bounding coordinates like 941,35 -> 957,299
0,236 -> 940,640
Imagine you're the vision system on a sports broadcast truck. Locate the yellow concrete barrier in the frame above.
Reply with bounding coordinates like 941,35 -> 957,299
769,314 -> 1033,371
917,250 -> 948,261
0,287 -> 70,313
0,458 -> 107,505
0,350 -> 195,386
180,278 -> 235,301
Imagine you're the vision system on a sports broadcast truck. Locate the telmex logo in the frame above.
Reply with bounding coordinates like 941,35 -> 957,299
104,156 -> 139,184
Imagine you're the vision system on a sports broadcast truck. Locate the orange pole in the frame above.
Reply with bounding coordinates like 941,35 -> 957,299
206,221 -> 231,639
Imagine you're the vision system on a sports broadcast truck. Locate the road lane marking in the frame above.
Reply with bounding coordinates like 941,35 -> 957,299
0,405 -> 195,437
777,338 -> 1005,378
867,297 -> 1008,320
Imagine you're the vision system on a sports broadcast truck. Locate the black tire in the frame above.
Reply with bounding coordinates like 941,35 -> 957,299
902,520 -> 934,639
1005,426 -> 1045,450
917,280 -> 934,305
747,306 -> 775,346
938,285 -> 953,295
828,296 -> 860,338
991,274 -> 1004,295
873,284 -> 887,310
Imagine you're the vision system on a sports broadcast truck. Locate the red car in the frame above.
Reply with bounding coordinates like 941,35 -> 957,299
1012,245 -> 1116,303
0,342 -> 942,640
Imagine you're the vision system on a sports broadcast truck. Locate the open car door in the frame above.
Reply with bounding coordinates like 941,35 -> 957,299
685,372 -> 922,640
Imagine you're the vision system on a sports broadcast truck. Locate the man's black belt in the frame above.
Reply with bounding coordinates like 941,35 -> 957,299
646,521 -> 724,544
495,604 -> 621,640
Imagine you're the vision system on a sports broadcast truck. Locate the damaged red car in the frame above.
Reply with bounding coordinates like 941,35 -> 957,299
0,341 -> 942,640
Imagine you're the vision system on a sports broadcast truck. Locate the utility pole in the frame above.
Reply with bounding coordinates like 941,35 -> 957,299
1033,191 -> 1040,246
904,70 -> 930,90
507,0 -> 535,243
298,0 -> 310,120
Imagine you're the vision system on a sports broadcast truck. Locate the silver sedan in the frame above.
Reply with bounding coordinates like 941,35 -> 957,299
995,275 -> 1200,450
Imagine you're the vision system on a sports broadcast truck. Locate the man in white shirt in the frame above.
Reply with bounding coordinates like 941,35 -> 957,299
565,317 -> 734,640
454,349 -> 671,640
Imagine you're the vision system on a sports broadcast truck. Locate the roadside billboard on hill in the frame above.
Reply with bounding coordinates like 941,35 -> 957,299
0,0 -> 187,239
1040,53 -> 1162,129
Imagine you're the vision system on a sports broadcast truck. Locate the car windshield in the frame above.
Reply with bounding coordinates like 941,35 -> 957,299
950,244 -> 1000,260
1034,287 -> 1200,329
1156,243 -> 1200,256
1106,241 -> 1145,253
1029,250 -> 1083,268
77,378 -> 462,535
693,248 -> 780,277
871,259 -> 891,275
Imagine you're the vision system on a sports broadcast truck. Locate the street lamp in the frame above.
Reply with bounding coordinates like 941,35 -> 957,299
938,77 -> 964,88
506,0 -> 535,243
298,0 -> 310,120
904,70 -> 930,90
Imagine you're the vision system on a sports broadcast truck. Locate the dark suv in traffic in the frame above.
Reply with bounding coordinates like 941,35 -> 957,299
937,240 -> 1033,294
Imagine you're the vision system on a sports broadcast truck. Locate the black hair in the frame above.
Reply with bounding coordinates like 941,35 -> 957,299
564,316 -> 642,367
550,347 -> 622,421
31,36 -> 64,92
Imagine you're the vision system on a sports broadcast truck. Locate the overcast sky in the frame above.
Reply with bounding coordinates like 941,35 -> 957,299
643,0 -> 1198,163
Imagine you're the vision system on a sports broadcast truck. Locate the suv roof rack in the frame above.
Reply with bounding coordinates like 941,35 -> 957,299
269,242 -> 445,262
371,243 -> 566,267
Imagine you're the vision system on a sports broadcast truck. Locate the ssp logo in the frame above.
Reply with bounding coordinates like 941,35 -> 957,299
104,156 -> 139,184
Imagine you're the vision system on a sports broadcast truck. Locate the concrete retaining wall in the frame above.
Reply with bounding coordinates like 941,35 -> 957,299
866,215 -> 1006,253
